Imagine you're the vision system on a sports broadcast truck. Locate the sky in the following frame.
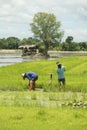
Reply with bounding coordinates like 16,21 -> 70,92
0,0 -> 87,42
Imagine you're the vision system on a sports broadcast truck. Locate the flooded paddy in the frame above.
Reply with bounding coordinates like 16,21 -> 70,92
0,53 -> 37,67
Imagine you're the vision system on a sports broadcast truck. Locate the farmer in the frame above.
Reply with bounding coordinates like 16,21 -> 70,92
56,62 -> 66,89
22,72 -> 38,90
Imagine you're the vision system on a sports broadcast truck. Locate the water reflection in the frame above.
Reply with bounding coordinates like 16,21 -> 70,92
0,53 -> 38,67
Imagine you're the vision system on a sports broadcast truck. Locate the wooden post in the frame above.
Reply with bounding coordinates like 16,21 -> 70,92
49,73 -> 52,86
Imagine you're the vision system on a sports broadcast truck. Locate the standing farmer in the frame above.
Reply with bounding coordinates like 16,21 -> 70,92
56,62 -> 66,89
22,72 -> 38,90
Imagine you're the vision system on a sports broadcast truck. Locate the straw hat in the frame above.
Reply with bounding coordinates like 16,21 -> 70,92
22,73 -> 25,77
56,62 -> 61,66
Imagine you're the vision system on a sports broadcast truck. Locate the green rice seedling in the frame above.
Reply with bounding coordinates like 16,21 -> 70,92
31,92 -> 37,100
0,107 -> 87,130
49,92 -> 58,101
0,56 -> 87,92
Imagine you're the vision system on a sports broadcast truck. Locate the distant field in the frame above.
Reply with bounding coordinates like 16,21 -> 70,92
48,51 -> 87,57
0,49 -> 21,53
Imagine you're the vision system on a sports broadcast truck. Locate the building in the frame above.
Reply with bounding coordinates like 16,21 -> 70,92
19,45 -> 39,56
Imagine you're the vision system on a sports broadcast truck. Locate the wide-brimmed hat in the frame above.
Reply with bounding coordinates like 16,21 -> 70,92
56,62 -> 61,66
22,73 -> 25,77
56,61 -> 59,64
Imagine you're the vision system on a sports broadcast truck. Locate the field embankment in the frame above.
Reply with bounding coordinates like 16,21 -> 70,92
0,49 -> 87,57
48,51 -> 87,57
0,49 -> 21,54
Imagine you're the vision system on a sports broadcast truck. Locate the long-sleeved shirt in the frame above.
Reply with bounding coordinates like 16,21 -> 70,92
25,72 -> 38,80
57,66 -> 66,79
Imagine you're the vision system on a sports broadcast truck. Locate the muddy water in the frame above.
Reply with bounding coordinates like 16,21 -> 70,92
0,53 -> 36,67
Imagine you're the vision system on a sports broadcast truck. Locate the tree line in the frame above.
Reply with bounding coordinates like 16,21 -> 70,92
0,36 -> 87,51
0,12 -> 87,56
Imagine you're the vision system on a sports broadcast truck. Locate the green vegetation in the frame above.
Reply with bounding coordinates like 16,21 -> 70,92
0,56 -> 87,92
0,106 -> 87,130
0,91 -> 87,108
0,12 -> 87,52
30,12 -> 64,56
0,56 -> 87,130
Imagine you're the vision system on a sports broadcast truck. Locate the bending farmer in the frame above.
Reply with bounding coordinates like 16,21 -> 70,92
22,72 -> 38,90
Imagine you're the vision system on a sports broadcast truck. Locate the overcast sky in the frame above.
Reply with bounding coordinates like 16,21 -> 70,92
0,0 -> 87,42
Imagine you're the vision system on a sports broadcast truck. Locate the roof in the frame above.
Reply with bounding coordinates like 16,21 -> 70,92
19,45 -> 38,49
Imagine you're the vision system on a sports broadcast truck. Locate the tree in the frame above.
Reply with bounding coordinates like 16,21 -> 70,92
6,37 -> 20,49
21,37 -> 39,46
30,12 -> 64,57
21,38 -> 30,45
79,42 -> 87,51
66,36 -> 73,43
61,36 -> 80,51
0,38 -> 7,49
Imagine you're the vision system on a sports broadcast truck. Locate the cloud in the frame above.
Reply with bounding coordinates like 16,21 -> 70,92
0,0 -> 87,42
64,28 -> 87,42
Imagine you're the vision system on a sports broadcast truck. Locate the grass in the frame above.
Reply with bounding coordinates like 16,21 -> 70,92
0,56 -> 87,130
0,90 -> 86,130
0,56 -> 87,92
0,106 -> 87,130
0,90 -> 87,108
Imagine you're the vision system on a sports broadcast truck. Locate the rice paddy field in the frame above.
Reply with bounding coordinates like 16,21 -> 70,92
0,56 -> 87,130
